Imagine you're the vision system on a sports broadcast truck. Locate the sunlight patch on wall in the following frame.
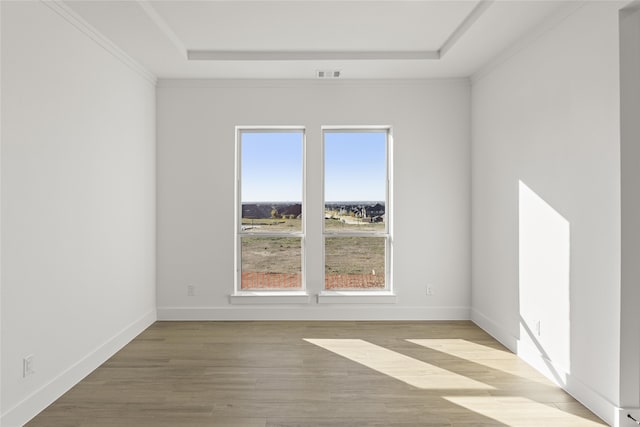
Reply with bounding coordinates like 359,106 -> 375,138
518,181 -> 571,375
304,338 -> 494,390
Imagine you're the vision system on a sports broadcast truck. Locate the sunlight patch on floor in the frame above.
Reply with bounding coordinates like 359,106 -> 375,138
407,339 -> 550,385
304,338 -> 494,390
443,396 -> 607,427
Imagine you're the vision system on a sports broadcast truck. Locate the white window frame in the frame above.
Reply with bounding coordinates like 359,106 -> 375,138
319,126 -> 394,302
232,126 -> 309,302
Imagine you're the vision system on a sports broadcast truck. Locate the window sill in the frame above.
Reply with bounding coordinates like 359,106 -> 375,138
317,291 -> 397,304
229,291 -> 310,305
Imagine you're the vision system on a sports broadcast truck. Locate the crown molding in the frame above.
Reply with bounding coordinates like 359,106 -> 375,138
41,0 -> 157,85
188,50 -> 440,61
156,77 -> 471,89
440,0 -> 494,58
136,0 -> 187,58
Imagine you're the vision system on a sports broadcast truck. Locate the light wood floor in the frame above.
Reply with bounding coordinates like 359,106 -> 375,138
27,321 -> 607,427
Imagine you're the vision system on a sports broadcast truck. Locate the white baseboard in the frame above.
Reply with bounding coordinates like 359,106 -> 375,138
157,305 -> 470,321
471,308 -> 620,427
470,308 -> 518,352
1,309 -> 157,427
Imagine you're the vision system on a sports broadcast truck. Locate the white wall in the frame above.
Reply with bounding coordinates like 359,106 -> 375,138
619,2 -> 640,416
471,2 -> 623,424
1,2 -> 156,425
157,79 -> 470,320
0,0 -> 4,420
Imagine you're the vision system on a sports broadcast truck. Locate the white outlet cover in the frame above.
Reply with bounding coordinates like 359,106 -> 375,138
23,355 -> 34,377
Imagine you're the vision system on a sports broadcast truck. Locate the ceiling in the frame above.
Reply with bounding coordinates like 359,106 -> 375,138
63,0 -> 579,80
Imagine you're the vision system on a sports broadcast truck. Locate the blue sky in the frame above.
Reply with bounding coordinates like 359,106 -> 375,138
324,131 -> 386,202
241,131 -> 386,203
241,132 -> 303,202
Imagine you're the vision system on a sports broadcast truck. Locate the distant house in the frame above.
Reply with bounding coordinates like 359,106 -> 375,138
242,203 -> 301,219
280,203 -> 302,218
242,204 -> 272,219
364,203 -> 385,218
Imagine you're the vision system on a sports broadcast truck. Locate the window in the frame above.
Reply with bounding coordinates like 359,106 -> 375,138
234,126 -> 392,300
236,128 -> 304,292
323,128 -> 391,291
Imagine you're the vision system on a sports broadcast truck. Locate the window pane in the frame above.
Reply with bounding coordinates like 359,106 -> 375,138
325,237 -> 385,289
241,237 -> 302,289
242,131 -> 302,233
324,131 -> 386,233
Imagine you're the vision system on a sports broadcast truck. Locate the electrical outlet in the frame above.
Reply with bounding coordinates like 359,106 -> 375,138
187,284 -> 196,296
426,286 -> 434,296
23,355 -> 34,377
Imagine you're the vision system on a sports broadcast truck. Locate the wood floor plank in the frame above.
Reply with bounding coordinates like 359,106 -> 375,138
26,321 -> 607,426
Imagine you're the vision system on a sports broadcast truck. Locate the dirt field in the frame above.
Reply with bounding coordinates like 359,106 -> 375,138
241,231 -> 385,290
241,218 -> 302,232
241,236 -> 301,273
324,217 -> 385,232
241,217 -> 385,233
324,236 -> 385,275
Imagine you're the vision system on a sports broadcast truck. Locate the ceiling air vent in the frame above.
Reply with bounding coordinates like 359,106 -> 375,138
317,70 -> 341,79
